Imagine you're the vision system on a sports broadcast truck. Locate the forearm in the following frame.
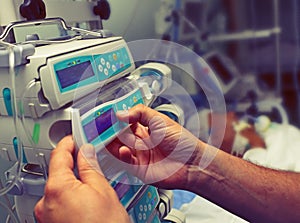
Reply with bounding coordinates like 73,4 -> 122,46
185,142 -> 300,223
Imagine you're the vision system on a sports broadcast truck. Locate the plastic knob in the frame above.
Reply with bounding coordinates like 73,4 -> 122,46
93,0 -> 111,20
19,0 -> 46,20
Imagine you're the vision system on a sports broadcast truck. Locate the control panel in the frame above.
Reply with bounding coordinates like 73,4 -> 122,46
53,47 -> 131,93
72,79 -> 151,152
38,37 -> 135,111
128,186 -> 160,223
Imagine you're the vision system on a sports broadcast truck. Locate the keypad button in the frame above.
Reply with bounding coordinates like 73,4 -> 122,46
138,213 -> 142,220
104,68 -> 109,76
98,65 -> 103,72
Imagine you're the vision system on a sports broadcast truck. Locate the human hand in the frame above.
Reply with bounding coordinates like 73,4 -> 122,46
34,136 -> 130,223
107,104 -> 204,189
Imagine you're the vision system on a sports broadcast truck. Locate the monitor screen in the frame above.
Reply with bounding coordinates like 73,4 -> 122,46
83,108 -> 117,143
56,61 -> 95,89
113,174 -> 131,200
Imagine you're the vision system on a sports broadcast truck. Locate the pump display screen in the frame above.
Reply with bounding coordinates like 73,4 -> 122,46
83,108 -> 117,143
113,174 -> 131,200
110,173 -> 136,207
56,61 -> 95,89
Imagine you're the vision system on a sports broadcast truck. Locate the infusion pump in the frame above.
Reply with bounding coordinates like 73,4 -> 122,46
0,18 -> 177,223
0,36 -> 136,164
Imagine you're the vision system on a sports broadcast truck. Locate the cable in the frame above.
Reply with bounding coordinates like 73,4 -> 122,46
0,201 -> 19,223
5,205 -> 16,223
0,43 -> 22,212
292,0 -> 300,125
122,0 -> 145,37
0,179 -> 13,216
250,0 -> 258,74
20,79 -> 40,146
0,44 -> 22,198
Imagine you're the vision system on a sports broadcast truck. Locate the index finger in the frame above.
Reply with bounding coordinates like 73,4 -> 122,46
48,135 -> 76,180
117,104 -> 171,127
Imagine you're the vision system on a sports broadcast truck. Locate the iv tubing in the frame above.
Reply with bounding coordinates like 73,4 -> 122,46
0,44 -> 23,197
0,201 -> 19,223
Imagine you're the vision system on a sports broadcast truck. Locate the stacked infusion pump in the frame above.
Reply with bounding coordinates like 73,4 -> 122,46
0,18 -> 175,223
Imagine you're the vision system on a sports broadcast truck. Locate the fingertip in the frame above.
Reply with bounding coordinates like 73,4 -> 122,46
119,146 -> 134,164
55,135 -> 75,154
117,104 -> 157,126
116,109 -> 129,119
48,135 -> 76,179
58,135 -> 73,145
80,144 -> 97,159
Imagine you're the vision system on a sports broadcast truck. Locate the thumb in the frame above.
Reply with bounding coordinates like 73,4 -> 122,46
77,144 -> 109,189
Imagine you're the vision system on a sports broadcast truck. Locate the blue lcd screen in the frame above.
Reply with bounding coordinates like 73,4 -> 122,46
83,108 -> 117,143
56,61 -> 95,89
113,174 -> 131,200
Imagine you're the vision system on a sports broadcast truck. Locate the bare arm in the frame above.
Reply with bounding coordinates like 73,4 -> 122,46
187,143 -> 300,223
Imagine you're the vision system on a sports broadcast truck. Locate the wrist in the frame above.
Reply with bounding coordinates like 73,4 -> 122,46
184,140 -> 210,192
184,141 -> 226,195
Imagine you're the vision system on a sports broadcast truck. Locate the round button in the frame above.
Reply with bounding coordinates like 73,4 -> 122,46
143,213 -> 146,220
148,204 -> 152,211
100,58 -> 105,65
138,213 -> 142,220
139,205 -> 143,212
104,68 -> 109,76
144,205 -> 147,212
98,65 -> 103,72
113,53 -> 117,61
106,62 -> 111,69
112,65 -> 116,72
